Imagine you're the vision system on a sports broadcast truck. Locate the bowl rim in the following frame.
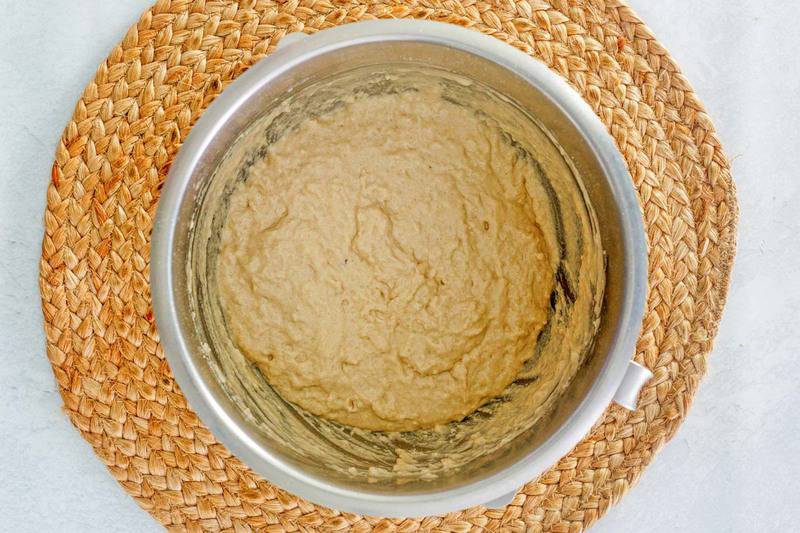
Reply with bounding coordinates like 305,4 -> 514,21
150,19 -> 648,518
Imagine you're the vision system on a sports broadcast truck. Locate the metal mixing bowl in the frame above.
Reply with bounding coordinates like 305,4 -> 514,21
151,20 -> 650,517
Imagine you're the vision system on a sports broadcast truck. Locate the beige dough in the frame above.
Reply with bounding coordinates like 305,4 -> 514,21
216,87 -> 558,431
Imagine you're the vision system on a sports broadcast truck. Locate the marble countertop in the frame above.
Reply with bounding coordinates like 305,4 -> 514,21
1,1 -> 797,531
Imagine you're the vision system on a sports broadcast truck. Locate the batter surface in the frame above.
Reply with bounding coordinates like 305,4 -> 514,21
216,87 -> 558,431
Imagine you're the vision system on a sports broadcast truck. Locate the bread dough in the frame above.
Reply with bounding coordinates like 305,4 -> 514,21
216,87 -> 558,431
198,70 -> 605,478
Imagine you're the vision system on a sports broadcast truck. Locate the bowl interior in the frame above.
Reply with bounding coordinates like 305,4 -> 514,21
162,35 -> 634,503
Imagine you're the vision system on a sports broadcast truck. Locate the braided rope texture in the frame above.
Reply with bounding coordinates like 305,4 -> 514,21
39,0 -> 737,531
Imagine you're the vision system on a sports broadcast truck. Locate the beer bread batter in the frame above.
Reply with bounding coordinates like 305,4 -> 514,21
216,87 -> 558,431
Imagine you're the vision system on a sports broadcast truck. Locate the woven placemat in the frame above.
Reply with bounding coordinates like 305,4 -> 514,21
39,1 -> 737,531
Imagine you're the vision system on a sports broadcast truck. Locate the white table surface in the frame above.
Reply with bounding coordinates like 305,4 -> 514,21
1,1 -> 798,531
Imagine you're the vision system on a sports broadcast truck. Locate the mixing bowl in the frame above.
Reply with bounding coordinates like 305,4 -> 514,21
151,20 -> 650,517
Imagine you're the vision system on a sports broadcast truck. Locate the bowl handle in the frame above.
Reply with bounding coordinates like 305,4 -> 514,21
613,361 -> 653,411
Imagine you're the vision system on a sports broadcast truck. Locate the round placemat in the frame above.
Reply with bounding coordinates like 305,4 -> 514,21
39,0 -> 737,531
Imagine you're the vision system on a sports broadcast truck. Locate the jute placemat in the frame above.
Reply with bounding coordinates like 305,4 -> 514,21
39,1 -> 737,531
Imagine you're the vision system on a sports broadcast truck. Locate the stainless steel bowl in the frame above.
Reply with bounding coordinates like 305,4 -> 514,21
151,20 -> 650,517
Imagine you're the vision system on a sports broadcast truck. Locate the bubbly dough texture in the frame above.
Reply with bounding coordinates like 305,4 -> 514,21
217,88 -> 557,431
